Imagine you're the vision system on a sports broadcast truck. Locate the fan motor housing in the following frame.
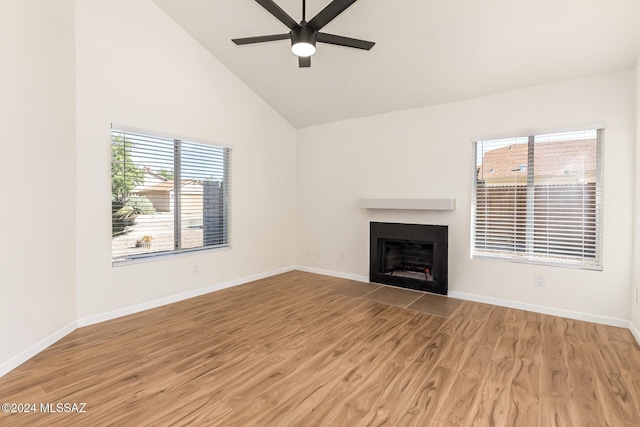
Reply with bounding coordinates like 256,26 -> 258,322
291,26 -> 317,48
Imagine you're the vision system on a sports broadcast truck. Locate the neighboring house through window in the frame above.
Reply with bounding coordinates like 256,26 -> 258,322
111,126 -> 230,263
472,128 -> 603,269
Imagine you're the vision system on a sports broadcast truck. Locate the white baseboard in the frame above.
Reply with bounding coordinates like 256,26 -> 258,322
0,266 -> 295,378
77,266 -> 295,327
630,320 -> 640,345
0,321 -> 77,378
448,290 -> 629,329
294,266 -> 632,330
295,265 -> 369,283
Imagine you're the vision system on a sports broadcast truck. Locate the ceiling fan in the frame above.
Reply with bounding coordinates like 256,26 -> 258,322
232,0 -> 375,68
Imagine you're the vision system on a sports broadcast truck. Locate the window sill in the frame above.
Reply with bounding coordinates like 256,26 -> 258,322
112,244 -> 232,267
471,253 -> 602,271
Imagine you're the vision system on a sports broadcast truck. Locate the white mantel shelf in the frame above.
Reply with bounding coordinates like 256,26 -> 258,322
357,198 -> 456,211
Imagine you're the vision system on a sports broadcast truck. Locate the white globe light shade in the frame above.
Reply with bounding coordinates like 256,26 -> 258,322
291,41 -> 316,57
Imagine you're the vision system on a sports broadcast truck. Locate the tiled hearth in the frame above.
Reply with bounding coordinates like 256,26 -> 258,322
331,280 -> 463,318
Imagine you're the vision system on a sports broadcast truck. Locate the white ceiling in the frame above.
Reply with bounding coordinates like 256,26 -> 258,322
152,0 -> 640,129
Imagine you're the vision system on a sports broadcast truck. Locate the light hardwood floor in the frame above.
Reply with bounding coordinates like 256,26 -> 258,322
1,271 -> 639,426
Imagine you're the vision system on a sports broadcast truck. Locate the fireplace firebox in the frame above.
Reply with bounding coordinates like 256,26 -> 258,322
370,222 -> 448,295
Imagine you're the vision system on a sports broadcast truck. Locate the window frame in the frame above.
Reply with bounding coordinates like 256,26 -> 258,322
471,127 -> 604,270
111,124 -> 231,265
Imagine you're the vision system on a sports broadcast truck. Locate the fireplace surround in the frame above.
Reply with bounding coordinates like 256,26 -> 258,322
369,222 -> 448,295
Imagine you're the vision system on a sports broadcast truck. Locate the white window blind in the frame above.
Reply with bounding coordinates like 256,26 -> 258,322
111,127 -> 230,263
472,128 -> 603,269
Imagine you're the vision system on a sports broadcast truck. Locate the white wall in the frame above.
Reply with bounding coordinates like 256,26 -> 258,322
0,1 -> 77,368
297,71 -> 635,322
632,55 -> 640,338
75,0 -> 296,320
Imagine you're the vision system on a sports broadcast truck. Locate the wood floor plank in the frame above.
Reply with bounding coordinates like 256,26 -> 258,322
500,307 -> 527,338
540,316 -> 572,403
357,332 -> 455,426
143,397 -> 234,427
0,271 -> 639,426
589,342 -> 640,424
506,318 -> 542,427
395,365 -> 457,427
566,365 -> 609,427
610,339 -> 640,375
432,338 -> 494,426
466,380 -> 510,427
236,309 -> 417,411
314,315 -> 445,426
213,304 -> 412,424
484,335 -> 519,385
540,397 -> 574,427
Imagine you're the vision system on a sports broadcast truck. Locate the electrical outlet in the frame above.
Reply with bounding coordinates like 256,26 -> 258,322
192,264 -> 199,275
636,287 -> 639,303
535,275 -> 545,287
315,250 -> 321,258
340,252 -> 346,262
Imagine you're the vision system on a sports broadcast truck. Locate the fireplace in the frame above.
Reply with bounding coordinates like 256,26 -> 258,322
370,222 -> 448,295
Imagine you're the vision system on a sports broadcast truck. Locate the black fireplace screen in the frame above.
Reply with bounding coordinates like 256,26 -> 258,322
381,239 -> 434,281
370,222 -> 448,295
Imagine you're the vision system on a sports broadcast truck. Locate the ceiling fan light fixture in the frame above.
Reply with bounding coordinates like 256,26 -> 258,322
291,41 -> 316,57
291,26 -> 317,57
231,0 -> 375,68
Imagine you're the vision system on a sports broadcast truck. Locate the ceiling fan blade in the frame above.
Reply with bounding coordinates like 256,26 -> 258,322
299,56 -> 311,67
232,33 -> 290,45
317,32 -> 375,50
255,0 -> 298,29
307,0 -> 358,31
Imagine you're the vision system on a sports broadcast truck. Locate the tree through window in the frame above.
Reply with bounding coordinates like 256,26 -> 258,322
111,126 -> 230,263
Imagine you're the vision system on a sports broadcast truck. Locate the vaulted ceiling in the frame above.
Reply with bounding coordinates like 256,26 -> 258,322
153,0 -> 640,128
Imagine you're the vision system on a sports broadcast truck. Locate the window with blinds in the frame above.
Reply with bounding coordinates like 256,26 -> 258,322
111,126 -> 230,264
472,128 -> 603,269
